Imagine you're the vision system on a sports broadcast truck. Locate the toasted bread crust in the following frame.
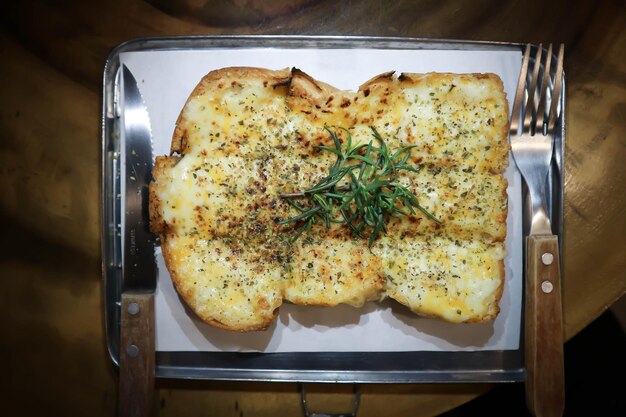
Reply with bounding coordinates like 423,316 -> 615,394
149,156 -> 180,235
289,68 -> 340,105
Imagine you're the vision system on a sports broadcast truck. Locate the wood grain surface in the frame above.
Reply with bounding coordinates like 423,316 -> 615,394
525,235 -> 564,417
1,0 -> 625,416
119,293 -> 155,417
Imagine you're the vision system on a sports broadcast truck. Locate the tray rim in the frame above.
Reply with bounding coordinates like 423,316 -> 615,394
100,34 -> 565,383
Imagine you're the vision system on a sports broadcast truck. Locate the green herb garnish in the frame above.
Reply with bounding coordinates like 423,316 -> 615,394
279,126 -> 441,246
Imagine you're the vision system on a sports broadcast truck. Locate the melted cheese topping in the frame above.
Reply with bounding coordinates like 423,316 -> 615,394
151,68 -> 509,330
285,233 -> 384,307
374,235 -> 505,322
163,235 -> 283,330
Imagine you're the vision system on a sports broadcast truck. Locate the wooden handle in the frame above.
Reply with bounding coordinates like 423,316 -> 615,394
524,235 -> 565,417
119,292 -> 155,417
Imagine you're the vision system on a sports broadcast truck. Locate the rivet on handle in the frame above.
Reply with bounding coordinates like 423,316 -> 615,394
541,252 -> 554,265
126,344 -> 140,358
541,280 -> 554,294
127,302 -> 140,315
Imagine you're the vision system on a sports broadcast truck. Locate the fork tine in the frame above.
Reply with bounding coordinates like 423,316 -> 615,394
510,44 -> 531,134
547,44 -> 565,132
522,44 -> 544,133
534,44 -> 553,133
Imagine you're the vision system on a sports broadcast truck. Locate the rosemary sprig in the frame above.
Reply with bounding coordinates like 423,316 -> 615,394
279,126 -> 441,246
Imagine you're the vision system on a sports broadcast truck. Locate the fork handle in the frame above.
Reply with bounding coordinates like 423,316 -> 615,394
524,235 -> 565,417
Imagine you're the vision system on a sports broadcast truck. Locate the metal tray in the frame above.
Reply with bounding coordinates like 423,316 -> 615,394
101,36 -> 565,383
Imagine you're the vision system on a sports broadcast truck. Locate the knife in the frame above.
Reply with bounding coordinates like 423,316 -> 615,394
119,64 -> 156,417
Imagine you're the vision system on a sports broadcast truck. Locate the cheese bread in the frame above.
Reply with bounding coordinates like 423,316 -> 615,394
149,66 -> 509,331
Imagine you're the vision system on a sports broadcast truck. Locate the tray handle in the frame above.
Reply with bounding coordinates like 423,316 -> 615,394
299,383 -> 361,417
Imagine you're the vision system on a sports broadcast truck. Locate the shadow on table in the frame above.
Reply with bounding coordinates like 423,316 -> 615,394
438,308 -> 626,416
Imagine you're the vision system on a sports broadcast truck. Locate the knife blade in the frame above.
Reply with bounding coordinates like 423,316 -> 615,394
119,64 -> 156,417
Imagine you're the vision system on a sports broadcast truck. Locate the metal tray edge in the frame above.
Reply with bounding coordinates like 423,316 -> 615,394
100,35 -> 565,383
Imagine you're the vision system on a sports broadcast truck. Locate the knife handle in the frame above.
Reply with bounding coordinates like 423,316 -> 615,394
524,235 -> 565,417
119,292 -> 155,417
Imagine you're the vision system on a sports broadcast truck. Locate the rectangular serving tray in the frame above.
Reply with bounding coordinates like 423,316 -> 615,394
101,35 -> 565,383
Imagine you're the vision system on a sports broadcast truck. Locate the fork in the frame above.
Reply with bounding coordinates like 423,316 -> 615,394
510,43 -> 565,417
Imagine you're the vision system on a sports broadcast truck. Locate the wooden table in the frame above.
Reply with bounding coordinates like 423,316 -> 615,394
1,1 -> 624,416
